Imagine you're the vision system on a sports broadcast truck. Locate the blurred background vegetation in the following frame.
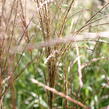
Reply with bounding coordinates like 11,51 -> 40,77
1,0 -> 109,109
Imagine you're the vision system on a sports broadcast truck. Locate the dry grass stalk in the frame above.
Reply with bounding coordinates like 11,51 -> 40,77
0,0 -> 23,108
8,72 -> 16,109
9,31 -> 109,54
75,43 -> 83,88
31,78 -> 88,109
36,0 -> 57,108
81,57 -> 109,69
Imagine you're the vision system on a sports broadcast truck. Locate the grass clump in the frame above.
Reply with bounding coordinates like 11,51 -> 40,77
1,0 -> 109,109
